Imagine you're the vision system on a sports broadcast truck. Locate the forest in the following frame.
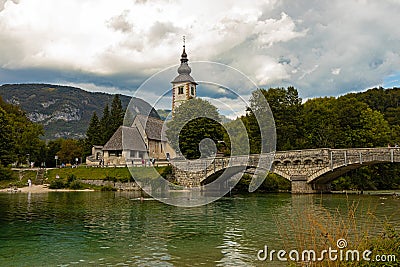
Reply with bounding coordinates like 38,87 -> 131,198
0,94 -> 124,179
168,86 -> 400,191
228,86 -> 400,190
1,86 -> 400,190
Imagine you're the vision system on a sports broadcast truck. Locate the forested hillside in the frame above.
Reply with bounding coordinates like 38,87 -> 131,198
228,86 -> 400,190
0,84 -> 159,139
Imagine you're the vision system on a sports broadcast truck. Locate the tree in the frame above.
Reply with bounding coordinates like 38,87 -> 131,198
359,108 -> 391,147
56,139 -> 83,164
166,98 -> 225,159
333,96 -> 383,148
243,87 -> 303,152
0,106 -> 16,166
262,87 -> 304,150
85,112 -> 102,155
0,96 -> 45,165
223,118 -> 250,156
44,139 -> 64,167
303,97 -> 339,148
100,104 -> 112,144
110,94 -> 124,133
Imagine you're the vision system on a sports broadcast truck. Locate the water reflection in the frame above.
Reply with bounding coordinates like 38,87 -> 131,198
0,192 -> 398,266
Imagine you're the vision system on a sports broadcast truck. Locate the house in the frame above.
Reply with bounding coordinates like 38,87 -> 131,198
85,145 -> 103,165
100,115 -> 176,166
132,114 -> 175,160
102,126 -> 147,165
92,145 -> 104,160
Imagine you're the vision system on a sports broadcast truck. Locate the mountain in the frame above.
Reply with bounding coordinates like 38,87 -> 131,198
0,84 -> 159,140
157,109 -> 172,121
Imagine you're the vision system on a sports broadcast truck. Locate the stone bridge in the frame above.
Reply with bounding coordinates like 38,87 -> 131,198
171,147 -> 400,193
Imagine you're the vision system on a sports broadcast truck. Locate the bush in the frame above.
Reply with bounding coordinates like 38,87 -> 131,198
49,179 -> 66,189
262,173 -> 291,192
101,185 -> 116,191
118,176 -> 130,183
69,180 -> 83,190
67,174 -> 77,184
104,176 -> 117,182
0,165 -> 14,181
159,165 -> 172,177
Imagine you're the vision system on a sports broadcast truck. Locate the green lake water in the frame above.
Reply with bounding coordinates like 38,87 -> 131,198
0,192 -> 399,266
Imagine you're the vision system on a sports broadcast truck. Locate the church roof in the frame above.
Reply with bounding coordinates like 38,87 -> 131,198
172,73 -> 197,84
171,45 -> 197,84
134,114 -> 168,142
103,126 -> 147,151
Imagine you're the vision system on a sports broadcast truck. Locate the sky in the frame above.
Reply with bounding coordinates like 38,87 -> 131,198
0,0 -> 400,116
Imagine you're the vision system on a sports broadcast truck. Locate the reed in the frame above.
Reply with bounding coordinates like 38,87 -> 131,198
275,195 -> 400,266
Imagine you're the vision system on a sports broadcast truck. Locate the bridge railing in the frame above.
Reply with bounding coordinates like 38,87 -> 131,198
329,147 -> 399,168
172,156 -> 250,173
171,148 -> 399,173
171,153 -> 275,174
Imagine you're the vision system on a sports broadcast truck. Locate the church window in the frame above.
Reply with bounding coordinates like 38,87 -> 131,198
178,86 -> 184,94
191,86 -> 195,95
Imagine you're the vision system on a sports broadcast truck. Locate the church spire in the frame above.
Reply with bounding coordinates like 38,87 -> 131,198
171,36 -> 197,114
174,36 -> 194,78
181,36 -> 188,63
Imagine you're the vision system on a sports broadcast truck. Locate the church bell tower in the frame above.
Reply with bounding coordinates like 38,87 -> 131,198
171,37 -> 197,114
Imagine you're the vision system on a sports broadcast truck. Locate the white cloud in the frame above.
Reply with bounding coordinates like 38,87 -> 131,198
65,82 -> 134,97
107,10 -> 133,33
254,12 -> 307,47
331,68 -> 341,75
0,0 -> 19,12
0,0 -> 399,102
204,96 -> 249,119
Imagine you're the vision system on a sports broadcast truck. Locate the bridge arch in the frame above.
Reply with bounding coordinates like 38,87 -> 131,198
293,159 -> 302,165
283,159 -> 292,165
172,148 -> 400,193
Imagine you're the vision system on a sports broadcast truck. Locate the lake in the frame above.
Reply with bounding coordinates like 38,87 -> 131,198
0,192 -> 399,266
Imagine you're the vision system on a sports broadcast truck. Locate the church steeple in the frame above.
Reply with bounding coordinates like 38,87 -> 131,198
171,37 -> 197,113
180,36 -> 188,63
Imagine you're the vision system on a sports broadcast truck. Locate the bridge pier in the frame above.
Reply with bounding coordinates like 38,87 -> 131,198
291,176 -> 331,194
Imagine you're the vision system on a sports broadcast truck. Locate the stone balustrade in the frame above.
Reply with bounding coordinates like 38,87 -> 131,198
171,147 -> 400,193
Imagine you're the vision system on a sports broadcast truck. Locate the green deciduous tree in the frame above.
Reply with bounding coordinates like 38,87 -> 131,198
166,98 -> 225,159
223,118 -> 250,156
243,87 -> 302,152
359,108 -> 391,147
43,138 -> 63,167
56,139 -> 83,164
303,97 -> 339,148
263,86 -> 304,150
0,96 -> 45,166
0,106 -> 15,166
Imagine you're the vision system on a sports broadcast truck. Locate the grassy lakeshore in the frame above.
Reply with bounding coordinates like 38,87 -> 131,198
0,166 -> 170,189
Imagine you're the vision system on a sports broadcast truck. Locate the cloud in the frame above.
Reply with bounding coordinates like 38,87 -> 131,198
204,96 -> 249,119
331,68 -> 341,75
148,21 -> 179,42
0,0 -> 399,107
0,0 -> 19,12
254,12 -> 307,47
107,10 -> 133,33
253,0 -> 400,97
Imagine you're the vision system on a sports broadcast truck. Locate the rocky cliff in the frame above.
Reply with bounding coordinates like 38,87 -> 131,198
0,84 -> 159,140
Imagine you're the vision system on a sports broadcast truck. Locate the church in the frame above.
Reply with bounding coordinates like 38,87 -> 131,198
87,42 -> 197,166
